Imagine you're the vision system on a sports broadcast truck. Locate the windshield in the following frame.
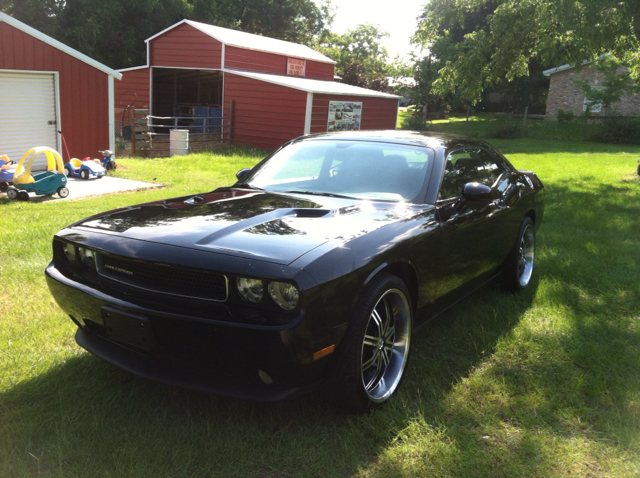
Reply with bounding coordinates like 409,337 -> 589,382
242,140 -> 434,202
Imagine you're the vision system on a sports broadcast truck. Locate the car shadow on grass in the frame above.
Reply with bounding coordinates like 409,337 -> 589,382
0,281 -> 539,477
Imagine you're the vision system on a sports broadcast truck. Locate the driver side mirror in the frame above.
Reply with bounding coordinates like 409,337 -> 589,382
462,182 -> 495,200
454,182 -> 498,212
236,168 -> 251,181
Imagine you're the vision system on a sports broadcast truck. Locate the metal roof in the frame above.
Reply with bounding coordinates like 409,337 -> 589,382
543,59 -> 598,77
542,64 -> 574,77
0,12 -> 122,79
225,70 -> 401,98
147,19 -> 335,65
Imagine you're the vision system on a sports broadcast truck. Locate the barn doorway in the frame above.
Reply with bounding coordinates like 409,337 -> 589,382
151,68 -> 223,118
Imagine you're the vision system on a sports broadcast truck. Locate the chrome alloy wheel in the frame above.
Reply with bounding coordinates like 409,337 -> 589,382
361,288 -> 411,403
517,223 -> 535,288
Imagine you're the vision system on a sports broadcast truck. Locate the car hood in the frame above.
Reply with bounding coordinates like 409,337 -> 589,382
75,189 -> 415,265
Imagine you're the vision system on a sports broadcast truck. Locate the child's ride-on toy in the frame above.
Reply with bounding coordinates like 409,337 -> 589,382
64,157 -> 106,179
99,149 -> 117,171
7,147 -> 69,201
0,155 -> 16,192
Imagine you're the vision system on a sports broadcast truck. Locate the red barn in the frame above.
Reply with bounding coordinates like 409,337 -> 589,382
0,12 -> 122,162
115,20 -> 400,151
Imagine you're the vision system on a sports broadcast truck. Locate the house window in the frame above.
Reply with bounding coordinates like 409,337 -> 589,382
287,58 -> 306,77
583,86 -> 604,113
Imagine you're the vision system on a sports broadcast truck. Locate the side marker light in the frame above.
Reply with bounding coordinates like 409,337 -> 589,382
313,344 -> 335,361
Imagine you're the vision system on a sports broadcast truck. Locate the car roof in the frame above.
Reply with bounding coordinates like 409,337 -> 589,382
298,130 -> 489,150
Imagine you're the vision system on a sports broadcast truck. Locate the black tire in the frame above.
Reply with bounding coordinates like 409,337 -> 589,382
57,186 -> 69,198
6,188 -> 18,200
321,274 -> 412,412
503,217 -> 535,292
17,191 -> 29,201
80,169 -> 90,180
0,182 -> 8,192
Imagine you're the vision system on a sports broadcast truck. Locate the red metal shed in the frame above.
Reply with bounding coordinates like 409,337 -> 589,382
0,12 -> 122,162
115,19 -> 400,152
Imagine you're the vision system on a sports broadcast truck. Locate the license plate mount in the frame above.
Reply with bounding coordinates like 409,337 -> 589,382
102,306 -> 157,351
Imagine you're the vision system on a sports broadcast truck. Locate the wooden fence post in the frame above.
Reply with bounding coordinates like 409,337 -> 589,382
465,105 -> 470,136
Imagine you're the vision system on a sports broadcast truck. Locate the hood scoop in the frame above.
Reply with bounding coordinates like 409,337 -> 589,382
294,209 -> 331,218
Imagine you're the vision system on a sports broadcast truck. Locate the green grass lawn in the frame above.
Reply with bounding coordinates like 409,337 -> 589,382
397,109 -> 601,142
1,141 -> 639,477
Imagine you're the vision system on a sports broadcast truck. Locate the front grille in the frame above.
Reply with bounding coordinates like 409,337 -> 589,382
98,253 -> 228,302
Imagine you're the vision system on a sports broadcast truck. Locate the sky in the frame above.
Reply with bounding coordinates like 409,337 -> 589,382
317,0 -> 428,59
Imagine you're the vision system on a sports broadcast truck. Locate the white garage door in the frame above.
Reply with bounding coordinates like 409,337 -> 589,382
0,71 -> 59,169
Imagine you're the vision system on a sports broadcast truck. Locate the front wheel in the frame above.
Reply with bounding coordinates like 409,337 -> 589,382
503,217 -> 535,291
80,169 -> 90,180
0,182 -> 8,192
6,188 -> 18,200
322,274 -> 412,412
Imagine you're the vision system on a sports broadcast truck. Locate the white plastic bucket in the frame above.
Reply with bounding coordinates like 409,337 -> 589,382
170,129 -> 189,156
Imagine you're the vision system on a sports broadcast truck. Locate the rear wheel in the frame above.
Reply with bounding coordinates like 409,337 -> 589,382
322,274 -> 412,412
0,182 -> 8,192
57,186 -> 69,198
6,188 -> 18,200
17,191 -> 29,201
503,217 -> 535,291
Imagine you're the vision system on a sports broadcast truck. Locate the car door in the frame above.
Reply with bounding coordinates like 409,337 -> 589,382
431,146 -> 517,298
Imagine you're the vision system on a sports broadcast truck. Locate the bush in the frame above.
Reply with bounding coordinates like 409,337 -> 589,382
557,109 -> 575,123
592,113 -> 640,144
400,115 -> 431,131
487,121 -> 520,139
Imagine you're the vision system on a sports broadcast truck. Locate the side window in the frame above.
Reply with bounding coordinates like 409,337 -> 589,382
439,148 -> 504,200
475,149 -> 503,186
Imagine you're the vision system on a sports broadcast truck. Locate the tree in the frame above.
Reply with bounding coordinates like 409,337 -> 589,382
1,0 -> 334,68
414,0 -> 640,104
316,24 -> 391,91
190,0 -> 334,47
411,54 -> 442,117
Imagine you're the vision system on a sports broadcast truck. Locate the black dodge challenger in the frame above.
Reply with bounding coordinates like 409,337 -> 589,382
45,131 -> 544,412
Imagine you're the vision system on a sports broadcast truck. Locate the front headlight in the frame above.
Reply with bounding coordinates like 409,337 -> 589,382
237,277 -> 264,303
78,247 -> 97,269
268,281 -> 299,310
62,242 -> 76,263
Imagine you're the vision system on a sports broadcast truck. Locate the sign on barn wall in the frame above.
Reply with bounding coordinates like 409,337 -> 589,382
287,58 -> 306,77
327,101 -> 362,131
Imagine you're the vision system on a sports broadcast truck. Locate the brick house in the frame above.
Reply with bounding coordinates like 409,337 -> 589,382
544,63 -> 640,117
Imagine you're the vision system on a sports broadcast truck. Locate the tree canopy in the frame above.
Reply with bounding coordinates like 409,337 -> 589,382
316,24 -> 392,91
0,0 -> 333,69
413,0 -> 640,103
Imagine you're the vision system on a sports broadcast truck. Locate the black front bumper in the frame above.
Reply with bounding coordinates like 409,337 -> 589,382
45,264 -> 327,401
74,328 -> 312,400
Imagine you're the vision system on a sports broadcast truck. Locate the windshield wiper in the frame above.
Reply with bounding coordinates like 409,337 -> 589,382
284,190 -> 356,200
